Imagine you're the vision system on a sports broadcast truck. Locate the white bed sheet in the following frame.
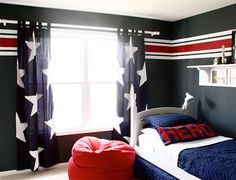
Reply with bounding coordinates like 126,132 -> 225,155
138,132 -> 232,165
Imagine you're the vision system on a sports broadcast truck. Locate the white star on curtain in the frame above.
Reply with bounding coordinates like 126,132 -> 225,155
137,62 -> 147,87
25,30 -> 40,62
16,59 -> 25,88
30,147 -> 44,171
25,93 -> 43,117
45,119 -> 54,139
114,117 -> 124,134
124,85 -> 136,110
42,69 -> 50,89
116,57 -> 125,85
16,113 -> 28,142
125,37 -> 138,64
117,66 -> 125,85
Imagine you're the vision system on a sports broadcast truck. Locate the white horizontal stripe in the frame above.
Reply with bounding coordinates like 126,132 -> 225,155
187,64 -> 236,68
0,51 -> 17,56
172,30 -> 234,44
145,52 -> 172,56
173,35 -> 231,47
0,34 -> 17,38
145,29 -> 236,44
0,47 -> 17,50
145,55 -> 174,60
145,35 -> 231,47
145,47 -> 231,56
174,52 -> 231,59
146,52 -> 232,60
145,38 -> 173,44
145,42 -> 173,47
0,29 -> 17,34
173,47 -> 231,56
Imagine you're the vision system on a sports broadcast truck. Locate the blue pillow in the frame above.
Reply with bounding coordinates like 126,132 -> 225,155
143,113 -> 196,127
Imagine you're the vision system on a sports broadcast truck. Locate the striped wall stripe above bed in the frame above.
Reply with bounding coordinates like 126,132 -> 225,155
145,29 -> 235,60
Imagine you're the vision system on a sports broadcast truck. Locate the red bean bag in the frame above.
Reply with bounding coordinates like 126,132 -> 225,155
68,136 -> 135,180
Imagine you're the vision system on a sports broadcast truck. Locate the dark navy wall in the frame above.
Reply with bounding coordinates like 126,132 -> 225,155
172,4 -> 236,138
173,4 -> 236,39
1,2 -> 235,172
0,57 -> 16,171
147,59 -> 174,108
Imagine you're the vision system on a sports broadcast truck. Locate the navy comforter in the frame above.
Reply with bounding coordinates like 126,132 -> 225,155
178,140 -> 236,180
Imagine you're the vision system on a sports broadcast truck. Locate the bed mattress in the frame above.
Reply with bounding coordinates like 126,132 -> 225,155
138,133 -> 231,165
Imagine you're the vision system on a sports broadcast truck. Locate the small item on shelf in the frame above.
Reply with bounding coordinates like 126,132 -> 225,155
213,57 -> 218,65
221,45 -> 227,64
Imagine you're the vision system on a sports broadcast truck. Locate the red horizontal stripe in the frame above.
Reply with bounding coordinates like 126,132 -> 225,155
145,39 -> 232,53
176,39 -> 231,53
0,38 -> 17,47
0,37 -> 232,55
145,45 -> 173,53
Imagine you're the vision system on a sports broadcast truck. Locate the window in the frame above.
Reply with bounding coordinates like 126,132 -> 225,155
51,28 -> 118,133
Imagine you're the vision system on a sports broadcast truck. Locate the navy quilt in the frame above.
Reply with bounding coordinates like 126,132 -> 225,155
178,140 -> 236,180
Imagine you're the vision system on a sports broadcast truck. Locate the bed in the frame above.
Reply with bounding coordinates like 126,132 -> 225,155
130,94 -> 236,180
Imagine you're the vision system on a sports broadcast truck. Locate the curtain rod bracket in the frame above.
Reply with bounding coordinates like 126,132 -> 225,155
151,31 -> 160,36
0,19 -> 7,26
145,31 -> 160,36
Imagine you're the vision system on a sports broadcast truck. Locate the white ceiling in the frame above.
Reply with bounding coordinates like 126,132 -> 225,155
0,0 -> 235,21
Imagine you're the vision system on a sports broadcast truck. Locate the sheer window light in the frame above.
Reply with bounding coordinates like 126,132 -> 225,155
50,28 -> 118,133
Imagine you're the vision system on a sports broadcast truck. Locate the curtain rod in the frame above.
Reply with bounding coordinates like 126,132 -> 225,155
52,23 -> 160,36
0,18 -> 160,36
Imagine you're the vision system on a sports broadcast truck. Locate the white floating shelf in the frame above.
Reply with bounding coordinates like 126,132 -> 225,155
187,64 -> 236,87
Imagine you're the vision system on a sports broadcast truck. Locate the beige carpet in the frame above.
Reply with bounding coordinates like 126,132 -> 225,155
0,163 -> 69,180
0,163 -> 141,180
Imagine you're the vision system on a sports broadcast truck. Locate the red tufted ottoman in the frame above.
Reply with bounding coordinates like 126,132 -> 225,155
68,136 -> 135,180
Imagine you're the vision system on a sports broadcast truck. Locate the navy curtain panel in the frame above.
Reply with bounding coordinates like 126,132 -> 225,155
116,29 -> 148,138
16,21 -> 58,171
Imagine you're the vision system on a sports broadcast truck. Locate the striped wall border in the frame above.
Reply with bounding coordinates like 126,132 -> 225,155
0,28 -> 235,60
144,29 -> 235,60
0,29 -> 17,56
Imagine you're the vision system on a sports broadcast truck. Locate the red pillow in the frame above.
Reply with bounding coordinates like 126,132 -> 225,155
156,123 -> 218,145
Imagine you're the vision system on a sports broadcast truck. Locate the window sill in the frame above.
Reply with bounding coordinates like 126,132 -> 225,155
55,126 -> 113,136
